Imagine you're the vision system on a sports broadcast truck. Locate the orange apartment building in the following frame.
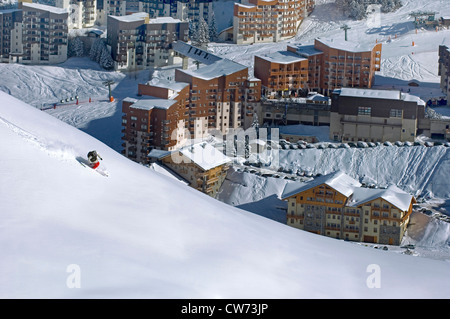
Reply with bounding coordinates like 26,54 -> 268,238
253,38 -> 382,97
287,38 -> 382,94
281,171 -> 415,245
254,50 -> 309,98
122,56 -> 262,164
174,58 -> 262,138
121,79 -> 190,164
233,0 -> 315,44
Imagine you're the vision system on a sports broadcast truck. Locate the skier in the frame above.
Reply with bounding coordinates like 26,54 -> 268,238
87,150 -> 102,169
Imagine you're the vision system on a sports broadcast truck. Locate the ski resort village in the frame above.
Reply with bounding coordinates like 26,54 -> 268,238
2,0 -> 450,300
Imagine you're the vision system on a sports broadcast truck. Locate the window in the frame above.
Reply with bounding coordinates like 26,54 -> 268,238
390,109 -> 402,118
358,106 -> 371,116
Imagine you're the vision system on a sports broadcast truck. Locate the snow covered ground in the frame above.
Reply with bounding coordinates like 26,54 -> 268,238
4,90 -> 450,298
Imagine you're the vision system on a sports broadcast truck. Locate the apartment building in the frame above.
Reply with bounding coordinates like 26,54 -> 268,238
260,93 -> 330,126
55,0 -> 97,29
0,1 -> 69,64
121,78 -> 190,164
138,0 -> 213,24
281,171 -> 415,245
0,8 -> 23,63
174,57 -> 262,137
286,38 -> 382,94
107,12 -> 188,70
233,0 -> 315,45
158,141 -> 231,198
439,43 -> 450,104
330,88 -> 426,143
254,50 -> 308,98
252,38 -> 381,97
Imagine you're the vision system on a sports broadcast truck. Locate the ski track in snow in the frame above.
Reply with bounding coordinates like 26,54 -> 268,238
0,114 -> 78,162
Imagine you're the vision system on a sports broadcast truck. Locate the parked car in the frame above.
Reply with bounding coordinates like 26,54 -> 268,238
404,141 -> 413,147
357,141 -> 369,148
383,141 -> 393,146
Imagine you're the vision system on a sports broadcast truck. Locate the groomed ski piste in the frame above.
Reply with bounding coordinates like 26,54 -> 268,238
1,0 -> 450,297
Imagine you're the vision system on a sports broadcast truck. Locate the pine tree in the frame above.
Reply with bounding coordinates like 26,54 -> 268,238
72,37 -> 84,57
89,38 -> 102,62
195,17 -> 209,49
89,38 -> 114,70
189,20 -> 198,42
100,47 -> 114,70
208,12 -> 218,42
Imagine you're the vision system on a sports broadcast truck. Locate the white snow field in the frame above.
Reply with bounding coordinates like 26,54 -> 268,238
3,91 -> 450,299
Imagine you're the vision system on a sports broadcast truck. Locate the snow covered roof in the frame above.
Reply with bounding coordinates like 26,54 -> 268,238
348,185 -> 414,211
281,171 -> 361,199
178,59 -> 248,80
148,17 -> 182,24
336,88 -> 426,105
281,171 -> 414,211
0,9 -> 21,14
146,78 -> 189,93
288,44 -> 323,57
128,97 -> 178,111
23,2 -> 68,15
110,12 -> 148,22
178,142 -> 231,171
316,37 -> 377,53
256,51 -> 307,64
148,149 -> 171,159
172,42 -> 222,66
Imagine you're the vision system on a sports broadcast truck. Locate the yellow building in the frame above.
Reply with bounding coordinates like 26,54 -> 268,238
281,171 -> 415,245
159,142 -> 231,198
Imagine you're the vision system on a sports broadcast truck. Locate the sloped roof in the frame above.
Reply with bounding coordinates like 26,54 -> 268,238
178,59 -> 247,80
348,185 -> 414,211
281,171 -> 361,199
179,142 -> 232,171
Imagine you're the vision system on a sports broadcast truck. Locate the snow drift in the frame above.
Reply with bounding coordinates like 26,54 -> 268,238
1,91 -> 450,298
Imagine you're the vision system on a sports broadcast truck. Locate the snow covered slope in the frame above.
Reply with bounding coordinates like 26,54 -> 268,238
2,91 -> 450,298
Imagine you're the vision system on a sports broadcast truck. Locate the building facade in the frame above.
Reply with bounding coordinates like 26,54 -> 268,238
0,8 -> 23,63
260,93 -> 330,126
252,38 -> 382,97
233,0 -> 315,45
55,0 -> 97,29
330,88 -> 426,143
121,78 -> 190,164
107,12 -> 189,70
159,141 -> 231,198
254,51 -> 308,98
138,0 -> 213,24
282,171 -> 415,245
286,38 -> 382,94
174,57 -> 262,137
0,1 -> 69,64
